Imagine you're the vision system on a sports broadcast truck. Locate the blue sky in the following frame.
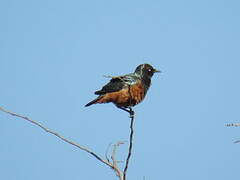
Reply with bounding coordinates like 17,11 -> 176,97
1,0 -> 240,179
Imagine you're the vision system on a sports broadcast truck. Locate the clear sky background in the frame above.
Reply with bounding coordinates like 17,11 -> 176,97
1,0 -> 240,180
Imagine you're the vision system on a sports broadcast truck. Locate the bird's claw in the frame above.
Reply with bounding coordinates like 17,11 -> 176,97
129,109 -> 135,118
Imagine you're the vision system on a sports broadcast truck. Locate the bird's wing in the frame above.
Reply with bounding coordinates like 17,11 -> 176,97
94,74 -> 138,95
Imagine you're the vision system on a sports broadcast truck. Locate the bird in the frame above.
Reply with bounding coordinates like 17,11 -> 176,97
85,63 -> 160,116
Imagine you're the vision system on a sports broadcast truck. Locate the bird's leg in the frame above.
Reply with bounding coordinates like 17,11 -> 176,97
118,107 -> 135,118
129,107 -> 135,118
118,107 -> 131,113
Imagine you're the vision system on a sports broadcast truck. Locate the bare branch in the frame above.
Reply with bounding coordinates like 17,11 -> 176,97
1,105 -> 138,180
111,141 -> 125,168
0,107 -> 112,168
106,141 -> 125,180
226,123 -> 240,127
234,140 -> 240,144
105,143 -> 112,163
123,113 -> 134,180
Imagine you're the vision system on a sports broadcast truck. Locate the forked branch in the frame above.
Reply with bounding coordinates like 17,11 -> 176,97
0,107 -> 113,166
0,106 -> 135,180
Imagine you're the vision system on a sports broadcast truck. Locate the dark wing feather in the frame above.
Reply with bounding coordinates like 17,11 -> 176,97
94,76 -> 126,95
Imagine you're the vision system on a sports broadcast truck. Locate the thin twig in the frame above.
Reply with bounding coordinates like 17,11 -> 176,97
109,141 -> 126,165
226,123 -> 240,127
109,141 -> 125,180
123,113 -> 134,180
111,142 -> 124,169
234,140 -> 240,144
105,143 -> 112,163
112,143 -> 118,168
0,107 -> 112,168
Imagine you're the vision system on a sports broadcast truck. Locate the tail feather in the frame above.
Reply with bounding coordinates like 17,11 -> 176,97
85,97 -> 102,107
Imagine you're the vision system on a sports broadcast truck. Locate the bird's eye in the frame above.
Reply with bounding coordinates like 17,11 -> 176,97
148,69 -> 152,72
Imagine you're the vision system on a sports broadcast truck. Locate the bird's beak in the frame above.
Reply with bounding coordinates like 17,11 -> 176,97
154,69 -> 161,73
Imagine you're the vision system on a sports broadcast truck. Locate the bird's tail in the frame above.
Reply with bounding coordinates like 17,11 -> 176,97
85,97 -> 102,107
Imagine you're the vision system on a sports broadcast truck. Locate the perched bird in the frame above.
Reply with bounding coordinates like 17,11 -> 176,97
85,64 -> 160,115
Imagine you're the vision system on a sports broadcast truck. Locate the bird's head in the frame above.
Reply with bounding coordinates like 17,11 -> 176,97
134,64 -> 160,78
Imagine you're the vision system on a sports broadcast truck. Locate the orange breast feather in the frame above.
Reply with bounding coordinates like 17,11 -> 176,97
97,81 -> 145,107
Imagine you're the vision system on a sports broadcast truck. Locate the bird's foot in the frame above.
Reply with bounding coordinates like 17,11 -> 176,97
129,107 -> 135,119
118,107 -> 135,118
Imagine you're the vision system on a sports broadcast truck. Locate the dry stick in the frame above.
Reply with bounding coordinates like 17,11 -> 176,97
123,114 -> 134,180
112,143 -> 119,168
234,140 -> 240,144
226,123 -> 240,127
111,141 -> 125,179
0,106 -> 124,179
105,143 -> 112,163
0,107 -> 116,170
